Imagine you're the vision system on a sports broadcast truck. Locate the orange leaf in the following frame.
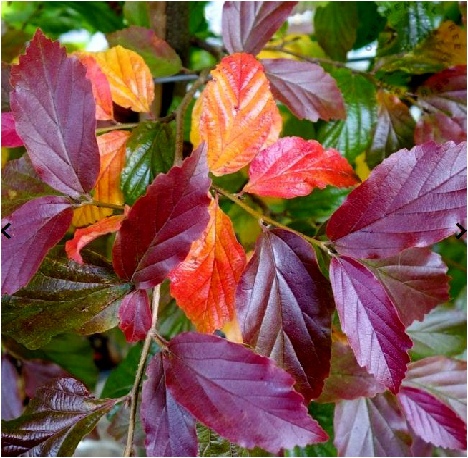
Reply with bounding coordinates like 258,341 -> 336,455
92,46 -> 154,112
66,214 -> 126,264
243,137 -> 359,198
75,53 -> 114,120
169,197 -> 246,333
198,53 -> 281,175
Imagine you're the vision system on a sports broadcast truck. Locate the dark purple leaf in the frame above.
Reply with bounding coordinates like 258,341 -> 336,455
261,59 -> 346,122
236,228 -> 333,403
397,386 -> 467,450
1,196 -> 73,295
317,340 -> 385,403
1,378 -> 116,457
327,141 -> 467,258
141,354 -> 197,457
22,359 -> 70,398
334,393 -> 412,456
112,143 -> 211,289
118,289 -> 151,342
363,248 -> 450,326
222,1 -> 297,56
1,355 -> 22,421
1,62 -> 12,112
1,112 -> 23,147
164,332 -> 327,453
330,256 -> 412,393
10,29 -> 99,198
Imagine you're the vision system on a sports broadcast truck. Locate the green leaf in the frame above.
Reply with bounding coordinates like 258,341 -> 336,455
353,2 -> 386,50
1,247 -> 132,349
123,1 -> 150,28
314,2 -> 358,61
158,299 -> 194,339
189,2 -> 212,39
317,68 -> 377,162
121,122 -> 175,205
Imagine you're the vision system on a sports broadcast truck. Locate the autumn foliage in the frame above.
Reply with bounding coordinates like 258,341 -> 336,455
1,2 -> 467,457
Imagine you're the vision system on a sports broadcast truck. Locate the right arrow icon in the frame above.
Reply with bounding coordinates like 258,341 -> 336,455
456,223 -> 467,239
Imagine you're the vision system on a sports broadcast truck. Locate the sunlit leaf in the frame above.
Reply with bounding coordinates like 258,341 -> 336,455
1,112 -> 23,147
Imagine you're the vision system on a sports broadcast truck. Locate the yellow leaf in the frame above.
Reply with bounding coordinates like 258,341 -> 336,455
257,34 -> 328,60
355,152 -> 371,181
190,94 -> 203,147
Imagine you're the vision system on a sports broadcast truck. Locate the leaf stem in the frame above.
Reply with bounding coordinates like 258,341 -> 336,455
88,200 -> 126,212
95,123 -> 139,135
124,285 -> 161,457
213,185 -> 327,251
174,67 -> 211,165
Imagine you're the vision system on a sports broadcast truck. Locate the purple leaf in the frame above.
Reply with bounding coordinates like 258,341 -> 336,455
118,289 -> 151,342
317,340 -> 385,403
1,112 -> 23,147
1,378 -> 116,457
10,29 -> 99,198
334,393 -> 412,456
222,1 -> 297,56
112,144 -> 211,289
236,228 -> 333,403
330,256 -> 412,393
1,355 -> 23,421
141,354 -> 197,457
164,332 -> 327,453
363,248 -> 450,326
327,141 -> 467,258
397,386 -> 467,450
261,59 -> 346,122
22,359 -> 69,398
1,196 -> 73,295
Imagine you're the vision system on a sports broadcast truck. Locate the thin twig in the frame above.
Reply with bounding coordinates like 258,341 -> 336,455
96,123 -> 139,135
88,200 -> 126,212
124,285 -> 161,457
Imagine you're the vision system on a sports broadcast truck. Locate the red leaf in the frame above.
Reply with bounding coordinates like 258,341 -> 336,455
222,1 -> 297,56
2,196 -> 73,295
364,248 -> 450,326
327,141 -> 467,258
169,197 -> 246,333
262,59 -> 346,122
397,386 -> 467,450
164,332 -> 328,453
317,339 -> 385,403
243,137 -> 359,198
1,112 -> 23,147
10,30 -> 99,198
141,354 -> 197,457
330,256 -> 412,393
236,228 -> 333,403
112,144 -> 211,289
334,393 -> 412,456
118,289 -> 151,342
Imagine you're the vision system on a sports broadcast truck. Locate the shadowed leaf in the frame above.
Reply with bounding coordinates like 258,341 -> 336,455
118,289 -> 151,342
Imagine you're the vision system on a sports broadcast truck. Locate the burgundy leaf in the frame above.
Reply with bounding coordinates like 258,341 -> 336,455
330,256 -> 412,393
262,59 -> 346,122
22,360 -> 69,398
222,1 -> 297,56
141,354 -> 197,457
1,112 -> 23,147
112,144 -> 211,289
397,386 -> 467,450
118,289 -> 151,342
363,248 -> 450,326
10,29 -> 99,198
1,378 -> 116,457
327,141 -> 467,258
403,357 -> 467,422
317,339 -> 385,403
2,196 -> 73,295
334,393 -> 412,456
164,332 -> 327,453
236,228 -> 333,403
1,355 -> 22,421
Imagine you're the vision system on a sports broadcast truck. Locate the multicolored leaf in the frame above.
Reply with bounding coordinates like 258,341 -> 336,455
1,112 -> 23,147
236,228 -> 334,402
10,29 -> 99,198
164,332 -> 328,453
92,45 -> 154,112
112,144 -> 211,289
198,53 -> 281,175
141,354 -> 197,457
262,59 -> 346,122
243,137 -> 359,198
222,1 -> 297,56
169,197 -> 246,334
330,256 -> 412,392
118,289 -> 151,342
107,25 -> 182,78
327,141 -> 467,259
1,378 -> 116,457
1,196 -> 73,295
